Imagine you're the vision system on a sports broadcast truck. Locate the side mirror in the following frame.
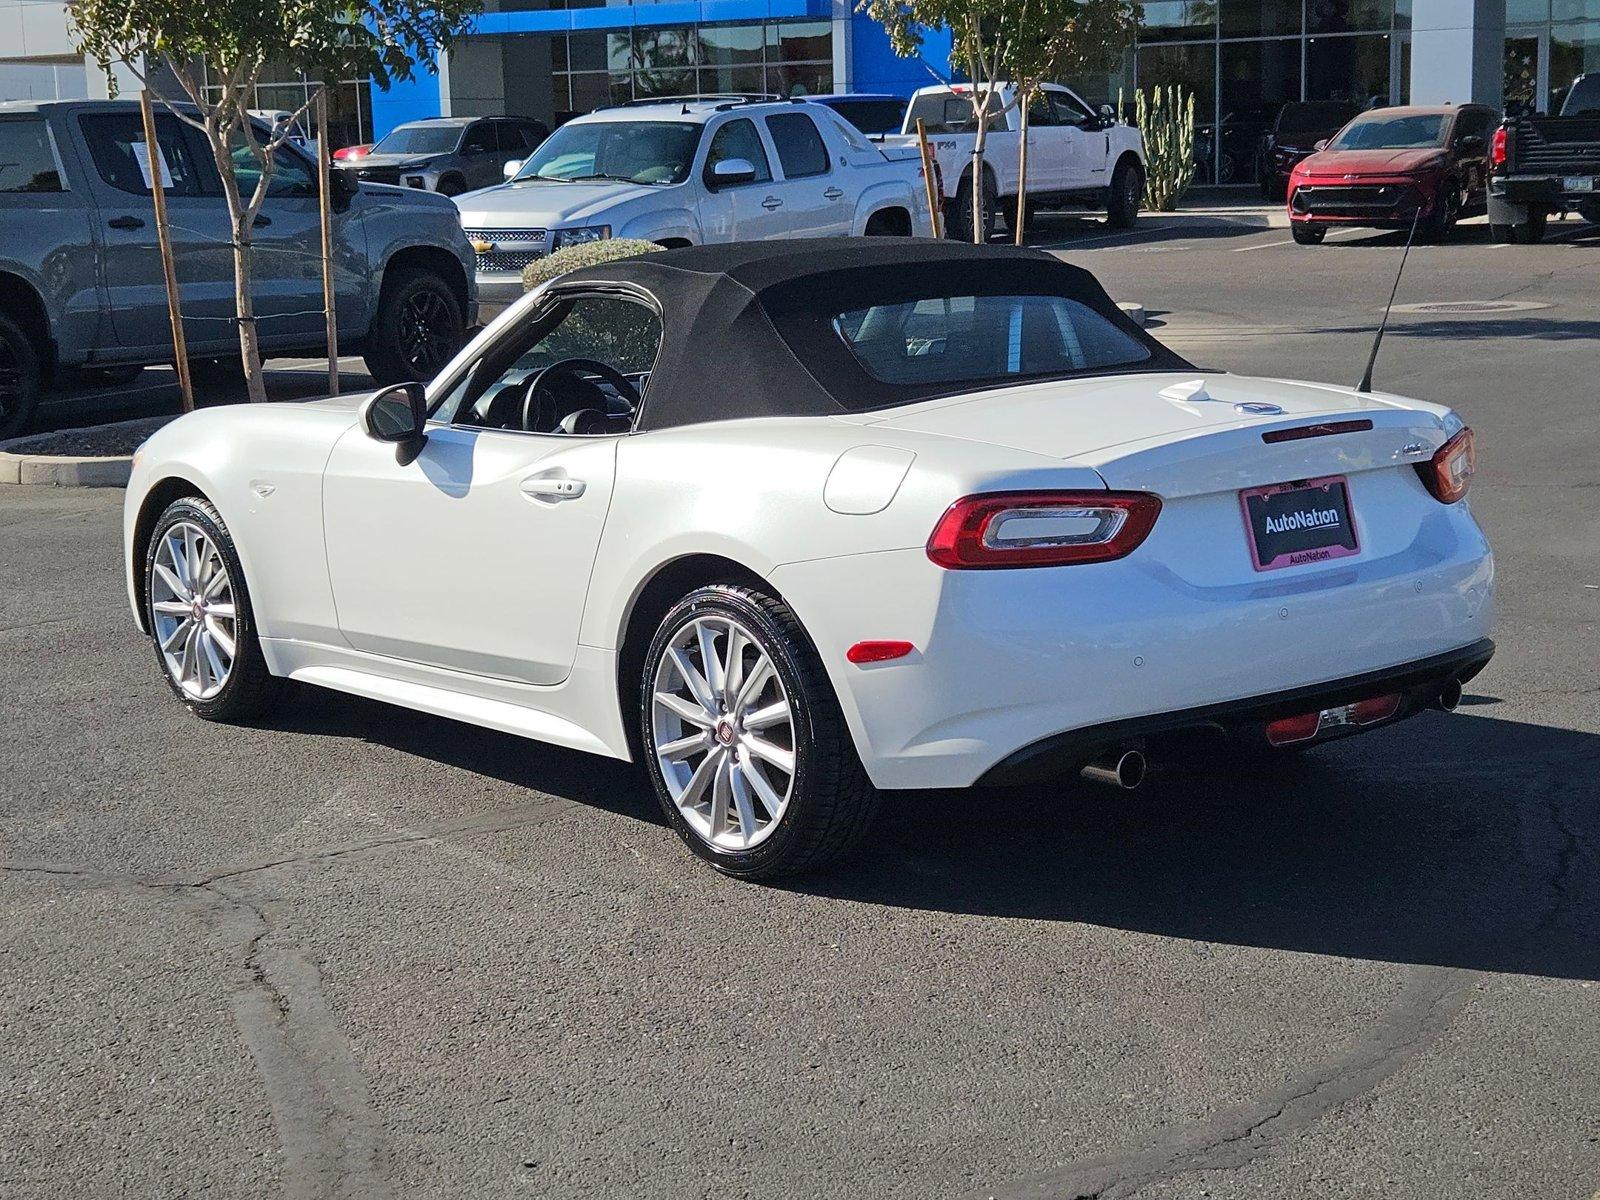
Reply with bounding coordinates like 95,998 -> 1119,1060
1456,134 -> 1485,152
1098,103 -> 1116,123
709,157 -> 757,188
362,382 -> 428,461
504,158 -> 525,181
1313,139 -> 1329,151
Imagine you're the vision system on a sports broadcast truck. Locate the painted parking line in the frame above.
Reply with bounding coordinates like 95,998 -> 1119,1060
1231,227 -> 1368,251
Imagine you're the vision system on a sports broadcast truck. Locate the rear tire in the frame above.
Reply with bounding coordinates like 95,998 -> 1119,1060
1107,159 -> 1144,229
947,172 -> 998,242
1579,198 -> 1600,224
0,312 -> 44,441
143,496 -> 280,723
1291,222 -> 1326,245
362,266 -> 465,385
1510,208 -> 1548,244
639,584 -> 878,880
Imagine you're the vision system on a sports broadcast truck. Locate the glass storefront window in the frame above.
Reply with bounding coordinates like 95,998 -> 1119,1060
767,20 -> 831,62
1306,34 -> 1391,104
1220,0 -> 1302,38
1220,38 -> 1302,184
1138,42 -> 1218,121
1140,0 -> 1218,41
1551,21 -> 1600,108
1507,0 -> 1550,20
1308,0 -> 1393,34
1505,34 -> 1541,112
1553,0 -> 1600,20
699,24 -> 763,68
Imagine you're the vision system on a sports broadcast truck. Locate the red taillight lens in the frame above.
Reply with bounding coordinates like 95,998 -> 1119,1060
846,640 -> 914,664
1490,126 -> 1508,170
926,491 -> 1162,569
1416,427 -> 1476,504
1266,711 -> 1322,746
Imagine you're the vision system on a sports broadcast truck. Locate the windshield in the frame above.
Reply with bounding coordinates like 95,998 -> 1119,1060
1277,102 -> 1356,137
1561,74 -> 1600,116
823,99 -> 908,135
372,125 -> 462,156
513,120 -> 702,185
834,294 -> 1150,388
1328,113 -> 1449,150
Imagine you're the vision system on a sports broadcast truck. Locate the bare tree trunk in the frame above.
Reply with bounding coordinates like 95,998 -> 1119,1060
970,106 -> 988,245
203,121 -> 268,404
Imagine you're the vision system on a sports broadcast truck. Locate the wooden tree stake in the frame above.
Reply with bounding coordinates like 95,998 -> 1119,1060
139,88 -> 193,413
316,88 -> 339,396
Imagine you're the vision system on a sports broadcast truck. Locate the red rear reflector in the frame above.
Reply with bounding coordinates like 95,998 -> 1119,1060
1266,711 -> 1322,746
1351,693 -> 1402,724
927,490 -> 1162,569
1261,419 -> 1374,444
1490,125 -> 1508,169
1416,427 -> 1476,504
847,640 -> 914,665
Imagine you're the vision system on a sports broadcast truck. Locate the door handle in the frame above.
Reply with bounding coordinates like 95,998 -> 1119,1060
823,187 -> 844,200
107,215 -> 145,230
253,214 -> 272,228
520,475 -> 586,501
761,196 -> 783,210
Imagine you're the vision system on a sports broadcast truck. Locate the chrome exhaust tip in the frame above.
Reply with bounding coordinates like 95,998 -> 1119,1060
1081,749 -> 1147,791
1436,678 -> 1463,712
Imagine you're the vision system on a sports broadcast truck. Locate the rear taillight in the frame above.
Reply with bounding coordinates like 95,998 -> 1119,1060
1416,427 -> 1476,504
926,491 -> 1161,569
1266,692 -> 1402,746
1490,126 -> 1508,171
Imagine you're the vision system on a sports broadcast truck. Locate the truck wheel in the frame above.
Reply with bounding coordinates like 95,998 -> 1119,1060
0,311 -> 43,441
363,266 -> 465,385
1510,208 -> 1548,244
1107,159 -> 1144,229
1000,195 -> 1038,238
947,173 -> 997,242
1578,198 -> 1600,224
1489,223 -> 1515,244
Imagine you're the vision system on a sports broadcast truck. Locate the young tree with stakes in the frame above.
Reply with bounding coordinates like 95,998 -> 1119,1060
858,0 -> 1137,243
70,0 -> 480,403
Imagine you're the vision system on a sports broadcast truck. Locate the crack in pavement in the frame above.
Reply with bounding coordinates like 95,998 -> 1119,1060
970,965 -> 1475,1200
1,802 -> 571,1198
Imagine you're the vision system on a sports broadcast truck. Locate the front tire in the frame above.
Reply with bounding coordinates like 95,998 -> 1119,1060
1291,221 -> 1326,245
640,584 -> 878,880
0,310 -> 43,441
1107,159 -> 1144,229
144,497 -> 279,722
1422,182 -> 1460,242
362,266 -> 465,385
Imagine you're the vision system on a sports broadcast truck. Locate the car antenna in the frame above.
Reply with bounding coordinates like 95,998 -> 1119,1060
1358,206 -> 1421,393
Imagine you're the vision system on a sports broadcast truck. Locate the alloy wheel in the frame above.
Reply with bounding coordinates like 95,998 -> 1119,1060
651,614 -> 797,851
150,521 -> 239,701
399,290 -> 455,376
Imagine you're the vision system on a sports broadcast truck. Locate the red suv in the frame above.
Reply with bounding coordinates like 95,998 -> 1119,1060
1288,105 -> 1497,244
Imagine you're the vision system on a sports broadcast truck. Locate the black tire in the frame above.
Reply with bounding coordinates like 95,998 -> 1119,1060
1291,221 -> 1326,245
639,584 -> 878,880
999,194 -> 1039,238
143,496 -> 280,722
1489,222 -> 1515,244
362,265 -> 465,385
0,310 -> 43,442
436,174 -> 466,197
1510,208 -> 1548,244
1107,159 -> 1143,229
1422,182 -> 1460,242
1579,198 -> 1600,224
188,356 -> 245,384
947,172 -> 998,242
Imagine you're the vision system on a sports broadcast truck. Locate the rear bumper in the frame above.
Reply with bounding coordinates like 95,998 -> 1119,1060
1490,173 -> 1598,206
977,638 -> 1493,785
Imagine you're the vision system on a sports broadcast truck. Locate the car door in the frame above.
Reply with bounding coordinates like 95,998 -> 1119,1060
1019,91 -> 1067,198
1048,88 -> 1105,190
71,110 -> 238,355
458,120 -> 502,191
321,291 -> 662,685
698,117 -> 782,241
761,111 -> 850,236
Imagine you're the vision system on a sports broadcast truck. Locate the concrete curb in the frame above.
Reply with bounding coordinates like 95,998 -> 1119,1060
0,415 -> 172,488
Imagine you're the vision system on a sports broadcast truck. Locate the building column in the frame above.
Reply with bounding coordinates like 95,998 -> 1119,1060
1408,0 -> 1504,109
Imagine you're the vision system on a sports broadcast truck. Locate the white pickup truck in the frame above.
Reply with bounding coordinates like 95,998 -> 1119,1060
886,83 -> 1146,241
454,96 -> 937,305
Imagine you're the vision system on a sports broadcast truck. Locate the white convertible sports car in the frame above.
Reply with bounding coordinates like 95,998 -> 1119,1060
124,240 -> 1494,878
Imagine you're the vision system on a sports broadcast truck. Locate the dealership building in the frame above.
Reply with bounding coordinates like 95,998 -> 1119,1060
3,0 -> 1599,183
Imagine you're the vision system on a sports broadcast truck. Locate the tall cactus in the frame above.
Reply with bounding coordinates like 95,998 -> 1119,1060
1126,84 -> 1196,211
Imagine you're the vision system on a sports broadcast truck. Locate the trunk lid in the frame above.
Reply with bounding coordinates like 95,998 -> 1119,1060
854,371 -> 1453,498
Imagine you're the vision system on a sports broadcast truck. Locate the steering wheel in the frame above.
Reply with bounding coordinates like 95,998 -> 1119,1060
517,358 -> 641,434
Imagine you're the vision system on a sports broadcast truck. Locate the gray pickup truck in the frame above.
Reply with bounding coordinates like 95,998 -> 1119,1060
0,100 -> 478,438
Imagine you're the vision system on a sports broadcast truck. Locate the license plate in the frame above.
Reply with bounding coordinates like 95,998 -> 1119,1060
1240,475 -> 1360,572
1564,176 -> 1595,192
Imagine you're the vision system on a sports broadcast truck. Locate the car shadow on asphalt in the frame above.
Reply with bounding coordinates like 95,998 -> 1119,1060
791,710 -> 1600,982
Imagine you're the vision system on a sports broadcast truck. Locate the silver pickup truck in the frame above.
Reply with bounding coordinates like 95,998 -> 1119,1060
0,100 -> 478,438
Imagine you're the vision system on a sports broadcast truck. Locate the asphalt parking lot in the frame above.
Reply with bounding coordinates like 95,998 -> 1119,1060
3,212 -> 1598,1199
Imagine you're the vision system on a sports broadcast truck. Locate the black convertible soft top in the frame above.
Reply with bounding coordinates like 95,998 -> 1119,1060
555,238 -> 1193,432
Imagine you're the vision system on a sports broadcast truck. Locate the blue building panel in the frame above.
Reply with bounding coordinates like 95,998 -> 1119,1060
849,12 -> 950,96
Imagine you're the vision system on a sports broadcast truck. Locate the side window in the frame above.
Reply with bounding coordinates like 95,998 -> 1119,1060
705,118 -> 772,185
1454,110 -> 1491,144
78,113 -> 204,198
229,132 -> 316,199
1049,90 -> 1097,128
461,123 -> 494,155
765,111 -> 830,178
492,122 -> 520,153
1026,93 -> 1059,127
445,295 -> 663,435
0,119 -> 64,193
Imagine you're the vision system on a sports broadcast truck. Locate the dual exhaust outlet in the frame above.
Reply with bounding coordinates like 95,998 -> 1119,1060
1077,677 -> 1464,792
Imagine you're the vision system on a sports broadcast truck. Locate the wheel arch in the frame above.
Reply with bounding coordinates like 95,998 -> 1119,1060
862,205 -> 913,236
0,270 -> 55,376
376,245 -> 471,323
129,475 -> 211,633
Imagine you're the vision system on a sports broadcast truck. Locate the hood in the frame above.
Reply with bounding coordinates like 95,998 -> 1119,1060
1297,147 -> 1448,176
453,179 -> 662,227
346,152 -> 444,171
849,372 -> 1444,460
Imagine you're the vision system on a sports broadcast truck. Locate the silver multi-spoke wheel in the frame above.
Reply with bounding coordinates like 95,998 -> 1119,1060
651,614 -> 796,851
150,520 -> 238,701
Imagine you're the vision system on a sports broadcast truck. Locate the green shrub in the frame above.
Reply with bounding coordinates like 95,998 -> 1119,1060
522,238 -> 665,292
1124,85 -> 1196,212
